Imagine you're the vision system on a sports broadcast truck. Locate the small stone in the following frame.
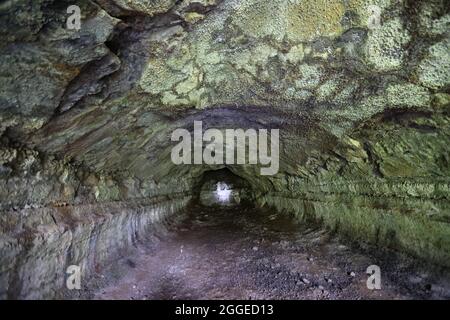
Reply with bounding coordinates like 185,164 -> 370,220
302,278 -> 310,284
348,271 -> 356,277
252,246 -> 258,251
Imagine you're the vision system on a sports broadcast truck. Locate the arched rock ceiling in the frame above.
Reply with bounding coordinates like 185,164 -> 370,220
1,0 -> 449,189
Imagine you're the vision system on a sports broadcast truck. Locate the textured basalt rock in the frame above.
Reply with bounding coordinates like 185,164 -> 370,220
0,0 -> 449,298
0,197 -> 190,299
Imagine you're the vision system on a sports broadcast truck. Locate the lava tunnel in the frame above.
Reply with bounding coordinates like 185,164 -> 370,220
195,169 -> 253,207
0,0 -> 450,303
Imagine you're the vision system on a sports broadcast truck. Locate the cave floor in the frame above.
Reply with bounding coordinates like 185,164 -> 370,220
77,206 -> 450,300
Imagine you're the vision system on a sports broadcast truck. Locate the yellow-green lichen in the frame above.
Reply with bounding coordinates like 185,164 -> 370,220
285,44 -> 305,64
417,38 -> 450,90
316,77 -> 342,102
230,0 -> 287,41
295,64 -> 324,90
139,59 -> 187,95
386,83 -> 431,108
286,0 -> 345,42
364,18 -> 411,71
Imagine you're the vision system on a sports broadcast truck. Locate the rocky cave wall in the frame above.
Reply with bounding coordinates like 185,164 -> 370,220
0,0 -> 449,298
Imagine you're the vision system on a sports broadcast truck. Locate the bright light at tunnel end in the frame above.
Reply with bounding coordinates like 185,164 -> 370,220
215,182 -> 232,203
170,121 -> 280,176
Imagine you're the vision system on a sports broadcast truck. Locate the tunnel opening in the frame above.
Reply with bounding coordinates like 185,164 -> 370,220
192,168 -> 255,208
